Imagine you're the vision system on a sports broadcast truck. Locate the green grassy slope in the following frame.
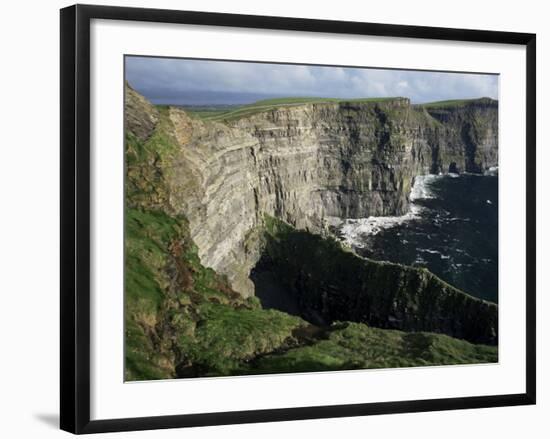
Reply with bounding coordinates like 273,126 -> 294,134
245,322 -> 497,374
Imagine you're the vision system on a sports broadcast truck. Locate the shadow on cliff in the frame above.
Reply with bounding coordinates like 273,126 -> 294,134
251,257 -> 312,320
253,216 -> 498,345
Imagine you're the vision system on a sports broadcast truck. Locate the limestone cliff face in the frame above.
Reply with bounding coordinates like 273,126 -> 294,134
424,98 -> 499,173
125,85 -> 498,296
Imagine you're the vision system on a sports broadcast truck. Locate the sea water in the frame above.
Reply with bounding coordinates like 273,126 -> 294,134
339,172 -> 499,303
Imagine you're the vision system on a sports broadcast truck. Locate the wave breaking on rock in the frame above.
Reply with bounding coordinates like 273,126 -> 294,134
338,173 -> 443,248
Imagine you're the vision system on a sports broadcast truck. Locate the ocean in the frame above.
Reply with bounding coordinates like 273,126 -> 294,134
338,171 -> 499,303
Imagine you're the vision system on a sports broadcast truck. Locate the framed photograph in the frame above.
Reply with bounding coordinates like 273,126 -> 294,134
60,4 -> 536,434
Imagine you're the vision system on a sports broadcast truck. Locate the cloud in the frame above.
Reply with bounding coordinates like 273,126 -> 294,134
125,56 -> 498,105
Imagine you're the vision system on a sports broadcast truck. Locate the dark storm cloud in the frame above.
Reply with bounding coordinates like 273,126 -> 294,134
125,56 -> 498,105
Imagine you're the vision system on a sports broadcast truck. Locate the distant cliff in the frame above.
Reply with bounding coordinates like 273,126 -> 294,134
125,84 -> 497,296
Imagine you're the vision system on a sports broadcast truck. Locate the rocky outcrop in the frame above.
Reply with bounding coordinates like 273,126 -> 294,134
125,85 -> 498,297
124,81 -> 159,142
262,217 -> 497,345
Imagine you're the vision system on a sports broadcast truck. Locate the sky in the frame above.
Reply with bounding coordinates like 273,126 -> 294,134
125,56 -> 499,106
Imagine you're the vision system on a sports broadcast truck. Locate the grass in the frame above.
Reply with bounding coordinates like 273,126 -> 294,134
125,106 -> 179,210
125,208 -> 182,314
183,96 -> 407,123
125,318 -> 174,381
174,301 -> 306,376
246,322 -> 497,375
124,208 -> 186,381
420,97 -> 496,109
124,206 -> 307,379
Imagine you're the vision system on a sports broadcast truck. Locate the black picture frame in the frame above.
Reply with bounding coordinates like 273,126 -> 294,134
60,4 -> 536,434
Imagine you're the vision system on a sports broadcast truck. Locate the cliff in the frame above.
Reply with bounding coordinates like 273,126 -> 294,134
126,84 -> 497,296
124,85 -> 498,379
262,216 -> 497,344
423,98 -> 498,173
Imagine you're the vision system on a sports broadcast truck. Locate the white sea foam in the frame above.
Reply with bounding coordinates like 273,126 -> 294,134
422,248 -> 441,255
419,248 -> 451,259
340,209 -> 420,248
339,174 -> 442,248
409,174 -> 440,201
